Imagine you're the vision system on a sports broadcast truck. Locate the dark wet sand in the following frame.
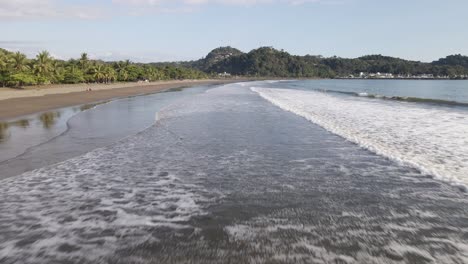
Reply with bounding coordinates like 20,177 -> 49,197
0,79 -> 244,120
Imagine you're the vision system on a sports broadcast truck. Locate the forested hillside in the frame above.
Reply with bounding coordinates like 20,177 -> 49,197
2,46 -> 468,88
169,46 -> 468,79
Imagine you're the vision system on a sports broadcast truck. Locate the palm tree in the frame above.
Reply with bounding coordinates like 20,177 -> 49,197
103,66 -> 116,83
91,64 -> 105,83
114,61 -> 129,81
0,52 -> 9,87
64,65 -> 84,84
51,60 -> 64,83
0,52 -> 7,72
10,52 -> 30,72
118,69 -> 129,81
67,65 -> 79,75
79,53 -> 89,71
144,66 -> 156,81
34,51 -> 53,76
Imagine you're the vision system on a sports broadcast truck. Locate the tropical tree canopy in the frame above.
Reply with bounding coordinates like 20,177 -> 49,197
153,46 -> 468,79
0,49 -> 208,87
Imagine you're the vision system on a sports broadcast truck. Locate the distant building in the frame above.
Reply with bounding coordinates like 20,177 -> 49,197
218,72 -> 231,78
375,72 -> 393,78
347,72 -> 448,79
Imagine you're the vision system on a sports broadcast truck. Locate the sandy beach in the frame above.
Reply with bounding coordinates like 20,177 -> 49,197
0,79 -> 242,120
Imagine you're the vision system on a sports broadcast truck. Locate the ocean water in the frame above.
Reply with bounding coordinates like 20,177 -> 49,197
0,108 -> 78,162
252,84 -> 468,189
0,81 -> 467,263
272,79 -> 468,104
0,86 -> 211,179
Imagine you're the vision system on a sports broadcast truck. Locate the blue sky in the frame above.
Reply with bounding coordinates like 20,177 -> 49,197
1,0 -> 467,62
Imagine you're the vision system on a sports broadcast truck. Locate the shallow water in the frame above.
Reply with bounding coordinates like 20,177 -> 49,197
0,86 -> 211,179
0,108 -> 77,162
0,82 -> 467,264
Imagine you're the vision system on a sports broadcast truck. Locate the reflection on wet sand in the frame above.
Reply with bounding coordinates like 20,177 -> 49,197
163,87 -> 186,93
0,119 -> 30,142
79,101 -> 110,112
0,85 -> 200,166
0,111 -> 62,163
0,84 -> 212,179
39,112 -> 61,129
10,119 -> 30,128
0,122 -> 9,142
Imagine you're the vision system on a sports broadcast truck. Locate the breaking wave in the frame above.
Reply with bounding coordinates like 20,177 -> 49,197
306,88 -> 468,107
252,87 -> 468,190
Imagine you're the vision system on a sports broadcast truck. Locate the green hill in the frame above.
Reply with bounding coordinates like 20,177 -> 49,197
181,47 -> 468,78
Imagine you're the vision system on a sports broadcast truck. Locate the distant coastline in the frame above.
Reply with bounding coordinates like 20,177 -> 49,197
154,47 -> 468,80
336,77 -> 468,80
3,47 -> 468,87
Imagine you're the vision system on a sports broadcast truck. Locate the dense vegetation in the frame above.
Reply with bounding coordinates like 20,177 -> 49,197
0,48 -> 207,87
158,47 -> 468,79
2,47 -> 468,87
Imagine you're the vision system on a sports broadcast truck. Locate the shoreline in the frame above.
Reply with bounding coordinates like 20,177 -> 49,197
336,78 -> 468,80
0,79 -> 246,121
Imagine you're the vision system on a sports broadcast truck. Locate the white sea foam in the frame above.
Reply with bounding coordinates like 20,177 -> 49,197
0,126 -> 211,263
224,211 -> 468,264
252,87 -> 468,189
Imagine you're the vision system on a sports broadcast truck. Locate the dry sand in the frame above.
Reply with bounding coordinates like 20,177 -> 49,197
0,79 -> 243,120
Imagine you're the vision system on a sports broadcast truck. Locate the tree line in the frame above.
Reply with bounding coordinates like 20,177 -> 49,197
3,47 -> 468,86
0,48 -> 208,87
160,47 -> 468,79
322,54 -> 468,78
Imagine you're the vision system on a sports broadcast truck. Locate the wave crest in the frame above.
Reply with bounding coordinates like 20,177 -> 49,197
252,87 -> 468,190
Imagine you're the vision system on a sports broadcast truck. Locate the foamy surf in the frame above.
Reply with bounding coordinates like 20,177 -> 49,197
1,82 -> 468,263
252,87 -> 468,189
0,124 -> 212,263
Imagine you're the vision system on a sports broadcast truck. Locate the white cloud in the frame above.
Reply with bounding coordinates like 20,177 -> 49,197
0,0 -> 104,19
110,0 -> 334,14
112,0 -> 325,6
0,0 -> 335,19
